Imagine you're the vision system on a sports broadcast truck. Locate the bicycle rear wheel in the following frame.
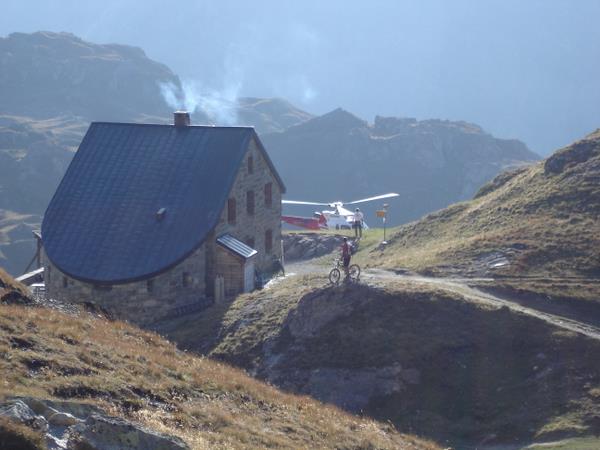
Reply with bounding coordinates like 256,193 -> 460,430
329,268 -> 341,284
348,264 -> 361,281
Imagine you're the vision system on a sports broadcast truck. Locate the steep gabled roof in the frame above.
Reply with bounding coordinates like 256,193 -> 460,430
42,122 -> 281,284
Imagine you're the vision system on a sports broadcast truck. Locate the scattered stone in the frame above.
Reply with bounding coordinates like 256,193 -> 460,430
48,411 -> 80,427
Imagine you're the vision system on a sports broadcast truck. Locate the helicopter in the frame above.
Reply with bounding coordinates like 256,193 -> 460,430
281,193 -> 399,230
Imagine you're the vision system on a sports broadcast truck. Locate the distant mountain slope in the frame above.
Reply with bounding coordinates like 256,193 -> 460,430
236,97 -> 313,134
0,31 -> 178,121
0,32 -> 313,132
0,115 -> 83,273
263,109 -> 539,225
369,128 -> 600,277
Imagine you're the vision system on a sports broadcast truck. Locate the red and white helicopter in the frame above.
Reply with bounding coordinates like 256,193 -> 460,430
281,193 -> 399,230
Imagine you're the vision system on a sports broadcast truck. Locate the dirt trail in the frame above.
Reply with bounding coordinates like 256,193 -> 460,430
285,261 -> 600,341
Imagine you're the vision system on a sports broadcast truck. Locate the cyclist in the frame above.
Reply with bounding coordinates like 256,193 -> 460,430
341,237 -> 351,276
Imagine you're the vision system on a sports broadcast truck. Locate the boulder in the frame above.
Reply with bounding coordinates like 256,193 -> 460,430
0,397 -> 189,450
48,411 -> 80,427
0,399 -> 48,432
69,414 -> 189,450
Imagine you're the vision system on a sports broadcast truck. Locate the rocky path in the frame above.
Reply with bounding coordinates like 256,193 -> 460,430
284,261 -> 600,341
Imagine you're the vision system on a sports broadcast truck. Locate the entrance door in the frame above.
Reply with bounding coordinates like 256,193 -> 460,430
243,260 -> 255,293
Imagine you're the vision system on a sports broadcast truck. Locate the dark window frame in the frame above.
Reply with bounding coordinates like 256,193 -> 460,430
248,155 -> 254,174
228,198 -> 237,224
264,182 -> 272,208
247,190 -> 255,215
265,229 -> 273,254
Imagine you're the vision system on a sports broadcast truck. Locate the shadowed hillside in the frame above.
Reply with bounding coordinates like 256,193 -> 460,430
157,274 -> 600,449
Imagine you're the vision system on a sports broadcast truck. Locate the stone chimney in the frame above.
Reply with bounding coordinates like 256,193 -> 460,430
174,111 -> 191,127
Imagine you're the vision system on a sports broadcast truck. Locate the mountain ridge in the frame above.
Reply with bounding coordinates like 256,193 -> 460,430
264,108 -> 539,226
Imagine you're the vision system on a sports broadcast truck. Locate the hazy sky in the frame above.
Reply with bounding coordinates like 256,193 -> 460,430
2,0 -> 600,154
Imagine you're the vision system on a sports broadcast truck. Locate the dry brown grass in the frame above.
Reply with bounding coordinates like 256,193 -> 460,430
0,302 -> 439,450
0,266 -> 29,297
362,129 -> 600,280
0,416 -> 46,450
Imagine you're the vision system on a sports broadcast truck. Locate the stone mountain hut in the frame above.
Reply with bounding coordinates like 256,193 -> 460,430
41,112 -> 285,325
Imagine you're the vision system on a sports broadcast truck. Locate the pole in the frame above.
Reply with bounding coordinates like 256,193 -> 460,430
382,203 -> 389,245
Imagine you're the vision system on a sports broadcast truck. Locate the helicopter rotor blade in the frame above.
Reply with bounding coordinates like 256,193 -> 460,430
346,193 -> 399,205
282,200 -> 332,206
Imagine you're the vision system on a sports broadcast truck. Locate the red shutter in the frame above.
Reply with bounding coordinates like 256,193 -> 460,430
247,191 -> 255,215
264,183 -> 272,207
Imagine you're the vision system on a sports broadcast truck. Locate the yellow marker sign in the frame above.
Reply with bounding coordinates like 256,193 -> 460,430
376,210 -> 386,218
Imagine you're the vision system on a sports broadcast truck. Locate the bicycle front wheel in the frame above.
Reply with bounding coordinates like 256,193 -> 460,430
329,268 -> 341,284
348,264 -> 361,281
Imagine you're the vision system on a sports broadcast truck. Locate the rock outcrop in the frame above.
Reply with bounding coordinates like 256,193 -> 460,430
0,397 -> 189,450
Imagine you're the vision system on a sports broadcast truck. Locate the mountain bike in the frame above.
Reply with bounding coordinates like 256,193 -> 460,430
329,258 -> 361,284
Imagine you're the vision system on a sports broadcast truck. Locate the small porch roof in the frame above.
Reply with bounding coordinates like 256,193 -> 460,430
216,234 -> 257,260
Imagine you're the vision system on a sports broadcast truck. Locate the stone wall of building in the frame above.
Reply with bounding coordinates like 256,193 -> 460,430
42,244 -> 206,326
212,136 -> 283,271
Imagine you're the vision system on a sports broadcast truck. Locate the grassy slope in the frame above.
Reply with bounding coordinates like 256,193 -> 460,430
0,266 -> 29,297
0,301 -> 438,450
160,274 -> 600,447
362,129 -> 600,279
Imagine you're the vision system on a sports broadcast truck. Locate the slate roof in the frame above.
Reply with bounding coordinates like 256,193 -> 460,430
42,122 -> 283,284
217,234 -> 258,260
